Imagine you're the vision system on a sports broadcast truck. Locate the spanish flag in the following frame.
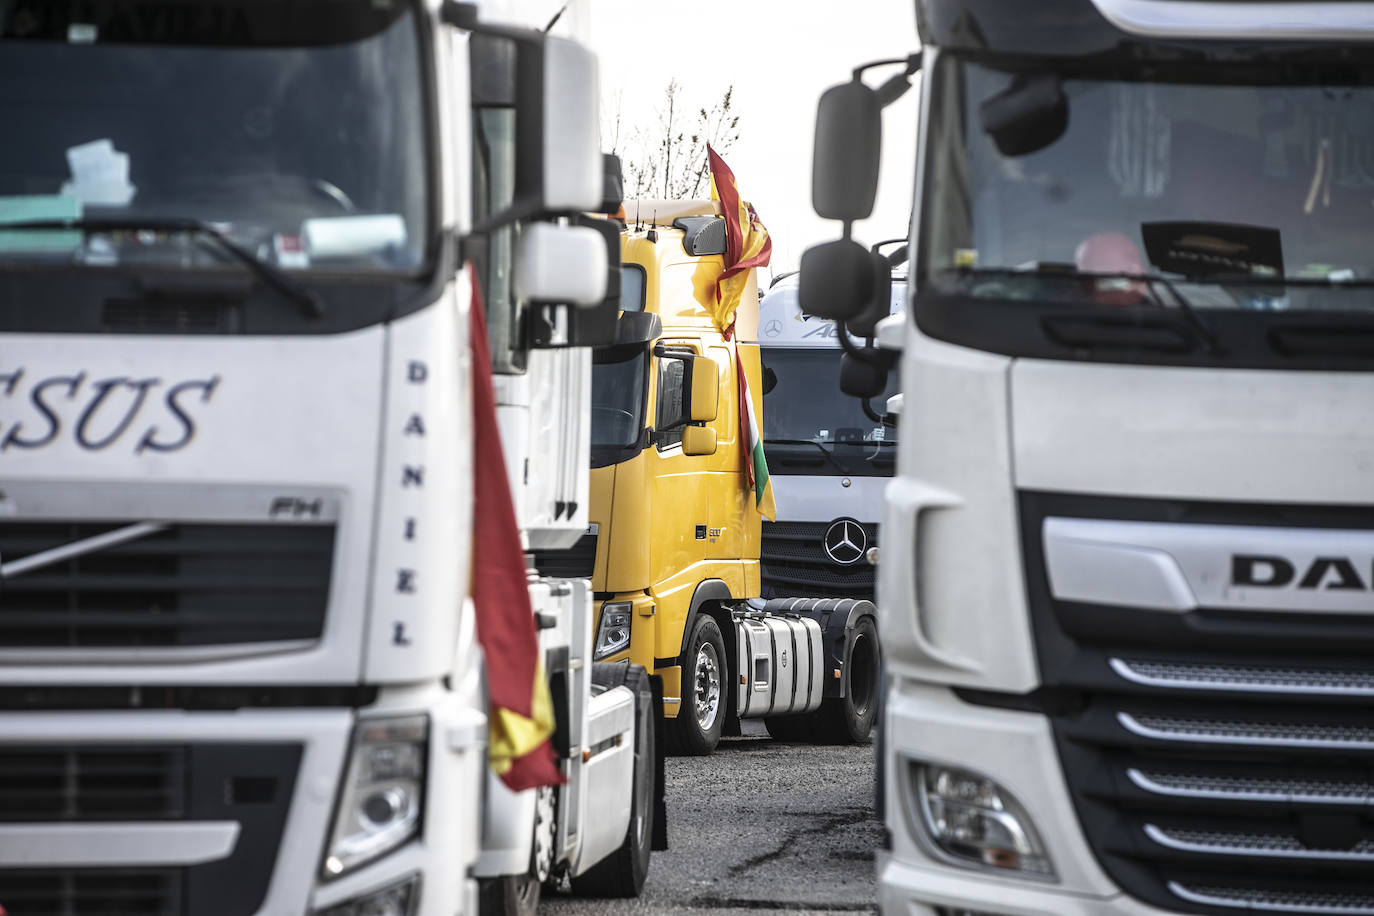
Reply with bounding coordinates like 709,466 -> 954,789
707,145 -> 777,521
468,266 -> 565,792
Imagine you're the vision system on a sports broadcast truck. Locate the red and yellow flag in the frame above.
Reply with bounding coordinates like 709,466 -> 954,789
468,267 -> 565,792
707,144 -> 773,333
707,146 -> 777,521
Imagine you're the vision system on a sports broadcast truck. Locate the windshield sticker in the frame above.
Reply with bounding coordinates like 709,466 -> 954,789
62,139 -> 136,207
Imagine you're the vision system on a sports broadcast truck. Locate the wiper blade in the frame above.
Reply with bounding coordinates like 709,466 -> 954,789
3,217 -> 324,319
952,266 -> 1222,354
764,438 -> 850,475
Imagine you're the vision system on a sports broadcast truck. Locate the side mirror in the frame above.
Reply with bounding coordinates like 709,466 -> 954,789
682,425 -> 718,457
799,239 -> 873,322
540,38 -> 601,211
466,21 -> 600,225
566,214 -> 623,347
840,352 -> 888,399
514,222 -> 607,307
812,80 -> 881,222
688,355 -> 719,422
600,153 -> 624,215
979,73 -> 1068,157
846,252 -> 893,339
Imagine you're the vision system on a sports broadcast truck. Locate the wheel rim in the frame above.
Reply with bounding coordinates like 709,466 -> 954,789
531,785 -> 555,883
693,642 -> 721,731
849,631 -> 877,717
632,706 -> 652,848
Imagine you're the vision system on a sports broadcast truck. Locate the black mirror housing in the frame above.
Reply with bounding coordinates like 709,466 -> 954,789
840,352 -> 888,399
600,153 -> 624,215
812,80 -> 881,222
846,250 -> 893,339
799,239 -> 874,322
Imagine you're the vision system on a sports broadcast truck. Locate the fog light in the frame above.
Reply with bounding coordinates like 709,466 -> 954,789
912,763 -> 1054,879
313,875 -> 418,916
594,601 -> 632,659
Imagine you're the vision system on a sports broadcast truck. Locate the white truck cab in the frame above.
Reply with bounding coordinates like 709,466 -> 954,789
802,1 -> 1374,913
0,2 -> 655,914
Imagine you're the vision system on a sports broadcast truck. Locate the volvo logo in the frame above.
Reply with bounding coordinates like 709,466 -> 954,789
823,518 -> 867,566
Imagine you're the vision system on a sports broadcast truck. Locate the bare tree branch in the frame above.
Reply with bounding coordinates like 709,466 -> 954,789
623,80 -> 741,201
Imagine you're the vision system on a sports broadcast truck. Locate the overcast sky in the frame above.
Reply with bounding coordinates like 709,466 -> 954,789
493,0 -> 921,273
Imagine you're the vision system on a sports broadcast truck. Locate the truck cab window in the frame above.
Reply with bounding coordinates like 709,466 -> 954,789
620,265 -> 646,312
0,4 -> 429,276
655,354 -> 688,449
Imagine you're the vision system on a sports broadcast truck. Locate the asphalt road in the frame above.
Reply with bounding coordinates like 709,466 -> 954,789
544,720 -> 883,915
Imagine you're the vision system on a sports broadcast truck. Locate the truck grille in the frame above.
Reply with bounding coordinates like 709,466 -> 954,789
533,532 -> 597,580
1018,491 -> 1374,916
0,747 -> 185,820
0,869 -> 181,916
0,742 -> 300,916
760,521 -> 877,600
0,521 -> 334,648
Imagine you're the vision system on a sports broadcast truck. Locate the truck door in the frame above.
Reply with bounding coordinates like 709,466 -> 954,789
648,339 -> 714,585
702,344 -> 743,564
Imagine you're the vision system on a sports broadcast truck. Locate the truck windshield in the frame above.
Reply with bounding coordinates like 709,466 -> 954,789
922,57 -> 1374,318
591,347 -> 648,465
0,1 -> 428,275
761,348 -> 897,475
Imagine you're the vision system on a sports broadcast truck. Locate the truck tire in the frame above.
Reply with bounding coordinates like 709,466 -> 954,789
813,616 -> 880,744
666,616 -> 727,755
570,663 -> 656,897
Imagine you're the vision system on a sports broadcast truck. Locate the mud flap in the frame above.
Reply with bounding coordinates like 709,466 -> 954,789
649,674 -> 669,851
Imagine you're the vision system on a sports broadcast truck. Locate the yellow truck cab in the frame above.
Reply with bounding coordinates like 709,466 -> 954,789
539,200 -> 881,754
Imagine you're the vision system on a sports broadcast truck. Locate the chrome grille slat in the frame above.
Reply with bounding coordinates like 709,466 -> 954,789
1147,825 -> 1374,860
1118,712 -> 1374,749
1128,768 -> 1372,804
1169,882 -> 1374,914
1112,658 -> 1374,695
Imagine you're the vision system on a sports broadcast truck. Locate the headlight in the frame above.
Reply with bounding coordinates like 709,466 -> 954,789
312,875 -> 418,916
322,715 -> 427,879
912,763 -> 1054,879
594,601 -> 633,659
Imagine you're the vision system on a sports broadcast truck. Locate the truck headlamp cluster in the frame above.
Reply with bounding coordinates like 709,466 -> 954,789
312,875 -> 419,916
323,715 -> 427,879
911,762 -> 1054,880
593,602 -> 633,659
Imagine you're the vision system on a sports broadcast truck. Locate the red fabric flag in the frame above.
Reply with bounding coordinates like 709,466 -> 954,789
468,265 -> 565,791
707,143 -> 773,338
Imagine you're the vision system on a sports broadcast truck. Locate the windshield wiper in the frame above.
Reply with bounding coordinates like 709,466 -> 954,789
2,217 -> 324,318
951,266 -> 1222,354
765,438 -> 851,475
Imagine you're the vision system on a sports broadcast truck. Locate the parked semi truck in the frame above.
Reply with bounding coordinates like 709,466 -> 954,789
757,270 -> 904,604
0,2 -> 657,914
801,1 -> 1374,913
537,187 -> 881,756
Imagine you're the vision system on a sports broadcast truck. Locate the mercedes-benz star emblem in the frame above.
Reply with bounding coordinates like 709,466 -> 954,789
823,518 -> 867,566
